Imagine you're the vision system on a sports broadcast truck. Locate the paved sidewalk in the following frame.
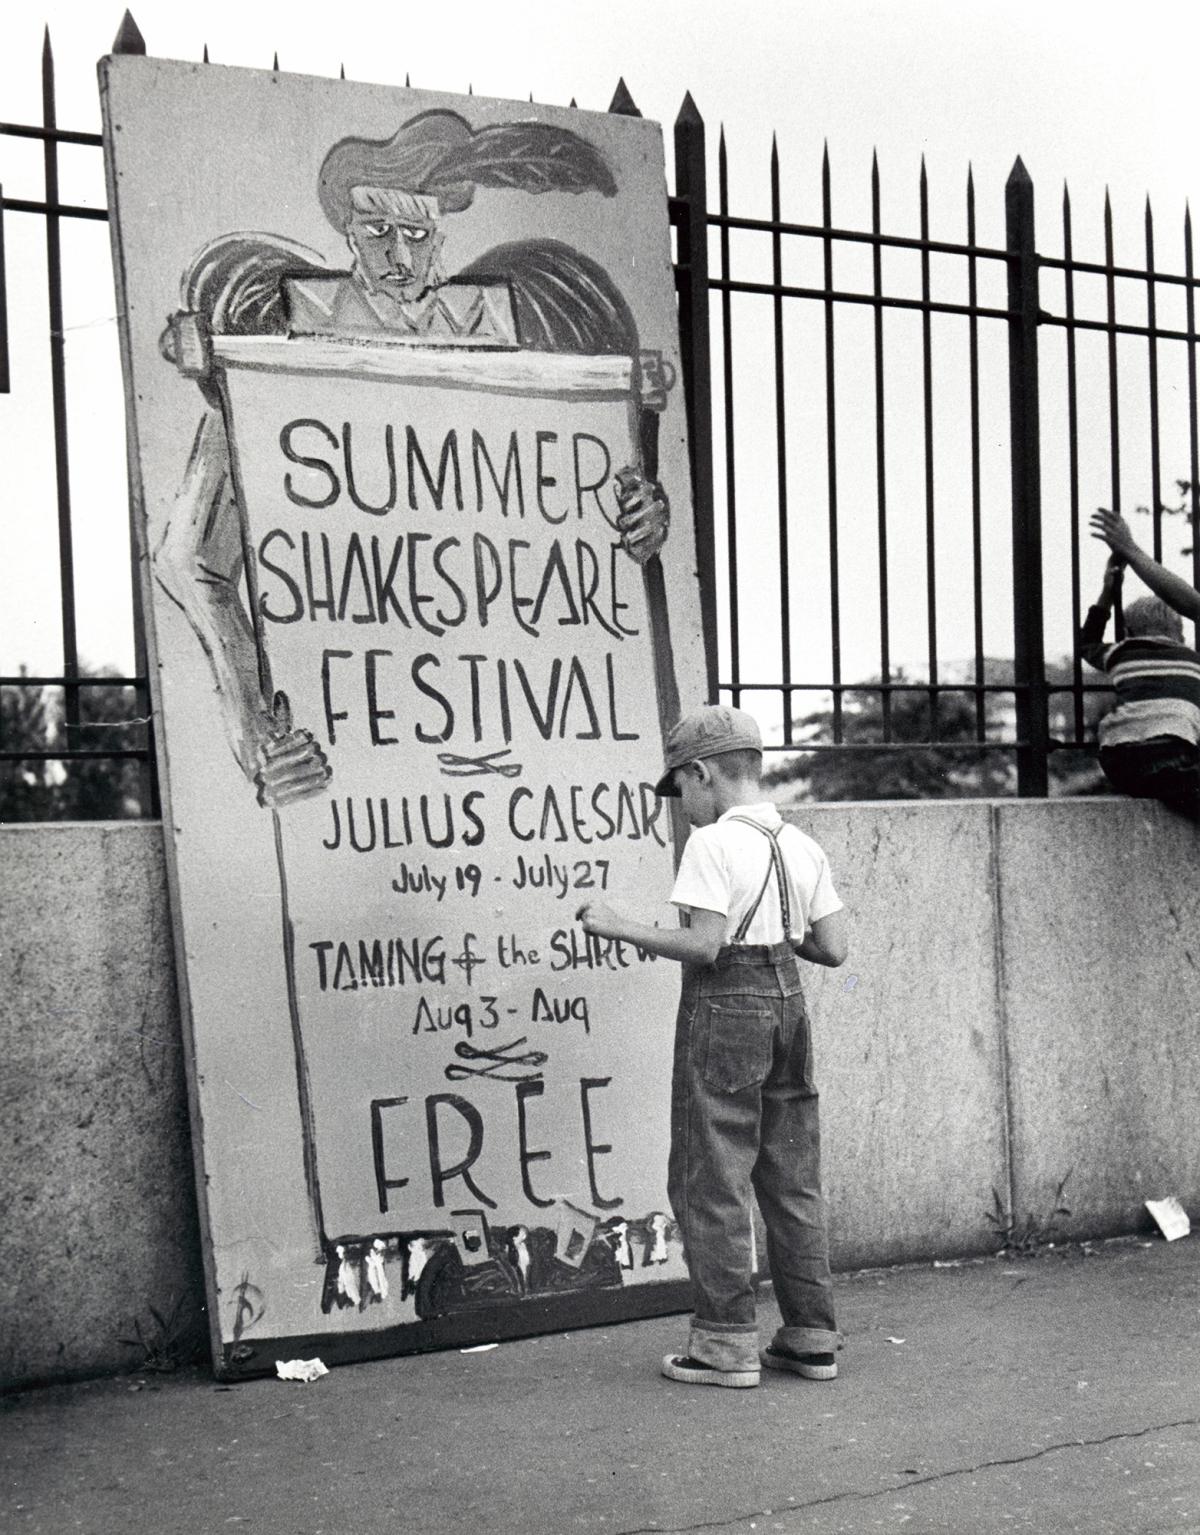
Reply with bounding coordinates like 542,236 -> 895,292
4,1236 -> 1199,1534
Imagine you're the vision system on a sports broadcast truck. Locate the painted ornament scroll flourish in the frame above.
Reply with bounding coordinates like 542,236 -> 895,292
435,747 -> 523,778
444,1034 -> 549,1084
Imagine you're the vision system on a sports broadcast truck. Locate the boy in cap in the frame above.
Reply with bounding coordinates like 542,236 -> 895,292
1085,508 -> 1200,818
577,704 -> 847,1389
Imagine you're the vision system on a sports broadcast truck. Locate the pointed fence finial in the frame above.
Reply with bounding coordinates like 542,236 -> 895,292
339,62 -> 345,80
273,52 -> 280,72
676,90 -> 701,128
405,72 -> 411,87
202,42 -> 209,63
608,77 -> 641,116
468,82 -> 473,95
1007,155 -> 1031,189
569,96 -> 578,109
112,10 -> 146,55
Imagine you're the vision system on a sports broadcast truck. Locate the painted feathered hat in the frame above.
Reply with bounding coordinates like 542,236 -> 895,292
317,108 -> 618,228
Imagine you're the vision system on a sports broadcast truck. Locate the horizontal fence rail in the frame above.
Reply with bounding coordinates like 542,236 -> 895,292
3,16 -> 1198,815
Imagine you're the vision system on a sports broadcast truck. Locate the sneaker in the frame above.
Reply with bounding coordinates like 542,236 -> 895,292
760,1346 -> 838,1380
661,1353 -> 760,1389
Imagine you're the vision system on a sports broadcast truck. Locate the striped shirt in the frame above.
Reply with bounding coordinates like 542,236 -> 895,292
1079,604 -> 1200,747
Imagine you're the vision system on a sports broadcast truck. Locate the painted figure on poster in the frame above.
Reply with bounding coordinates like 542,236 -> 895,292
156,109 -> 671,807
320,1208 -> 681,1317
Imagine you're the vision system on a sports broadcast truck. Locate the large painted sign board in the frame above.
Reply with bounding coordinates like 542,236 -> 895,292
100,55 -> 705,1377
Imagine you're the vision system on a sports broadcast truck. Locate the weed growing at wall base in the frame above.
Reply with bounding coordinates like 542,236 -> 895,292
984,1172 -> 1073,1255
119,1294 -> 205,1373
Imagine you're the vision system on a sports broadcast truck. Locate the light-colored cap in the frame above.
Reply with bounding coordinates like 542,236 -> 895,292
654,705 -> 763,797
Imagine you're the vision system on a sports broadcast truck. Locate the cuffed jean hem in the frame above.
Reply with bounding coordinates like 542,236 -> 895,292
772,1324 -> 842,1355
689,1317 -> 761,1373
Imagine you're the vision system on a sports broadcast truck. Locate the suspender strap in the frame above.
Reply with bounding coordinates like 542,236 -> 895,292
727,816 -> 792,943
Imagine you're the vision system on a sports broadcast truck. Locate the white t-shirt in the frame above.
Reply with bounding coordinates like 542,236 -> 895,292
669,803 -> 842,945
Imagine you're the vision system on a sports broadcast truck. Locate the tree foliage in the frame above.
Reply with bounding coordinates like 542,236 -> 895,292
0,665 -> 152,822
1136,480 -> 1198,556
766,671 -> 1012,802
765,661 -> 1112,803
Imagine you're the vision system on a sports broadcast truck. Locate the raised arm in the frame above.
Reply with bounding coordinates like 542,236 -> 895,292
1090,508 -> 1200,622
1078,553 -> 1124,671
153,409 -> 269,776
575,902 -> 727,966
153,408 -> 330,806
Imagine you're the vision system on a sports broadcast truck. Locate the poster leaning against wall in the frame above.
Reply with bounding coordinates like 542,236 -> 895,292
100,52 -> 706,1377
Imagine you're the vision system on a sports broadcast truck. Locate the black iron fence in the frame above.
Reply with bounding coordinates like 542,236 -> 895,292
1,22 -> 155,817
663,86 -> 1199,801
3,17 -> 1196,815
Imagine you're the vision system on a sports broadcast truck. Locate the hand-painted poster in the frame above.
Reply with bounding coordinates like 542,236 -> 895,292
100,55 -> 705,1377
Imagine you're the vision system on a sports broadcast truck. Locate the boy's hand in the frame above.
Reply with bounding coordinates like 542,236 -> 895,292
576,901 -> 623,941
1090,508 -> 1140,561
1103,552 -> 1126,591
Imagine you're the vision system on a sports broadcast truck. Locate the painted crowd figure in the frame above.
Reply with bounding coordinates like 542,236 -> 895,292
321,1212 -> 674,1317
156,109 -> 671,809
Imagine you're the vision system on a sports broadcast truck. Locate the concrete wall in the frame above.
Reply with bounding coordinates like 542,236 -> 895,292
795,803 -> 1008,1268
4,800 -> 1198,1388
0,825 -> 201,1389
995,802 -> 1200,1237
796,799 -> 1200,1271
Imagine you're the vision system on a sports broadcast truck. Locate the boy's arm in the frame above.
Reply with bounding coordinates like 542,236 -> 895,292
794,909 -> 848,968
1078,553 -> 1123,671
576,902 -> 727,966
1090,508 -> 1200,621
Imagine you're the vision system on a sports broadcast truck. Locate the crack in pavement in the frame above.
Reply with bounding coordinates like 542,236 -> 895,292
614,1416 -> 1200,1535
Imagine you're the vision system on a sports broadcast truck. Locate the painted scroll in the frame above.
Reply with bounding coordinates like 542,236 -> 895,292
101,57 -> 705,1376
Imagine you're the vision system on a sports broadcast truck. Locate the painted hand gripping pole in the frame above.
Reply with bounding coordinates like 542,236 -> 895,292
100,54 -> 705,1376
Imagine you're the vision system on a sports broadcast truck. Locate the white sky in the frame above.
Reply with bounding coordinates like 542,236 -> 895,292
3,0 -> 1199,715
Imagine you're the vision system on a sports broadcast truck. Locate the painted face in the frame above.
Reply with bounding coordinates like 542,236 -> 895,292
346,198 -> 441,303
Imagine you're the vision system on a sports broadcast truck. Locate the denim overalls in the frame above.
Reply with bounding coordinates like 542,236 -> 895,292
667,816 -> 839,1373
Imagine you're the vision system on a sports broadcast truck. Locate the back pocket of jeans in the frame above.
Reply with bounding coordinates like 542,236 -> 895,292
697,997 -> 775,1093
